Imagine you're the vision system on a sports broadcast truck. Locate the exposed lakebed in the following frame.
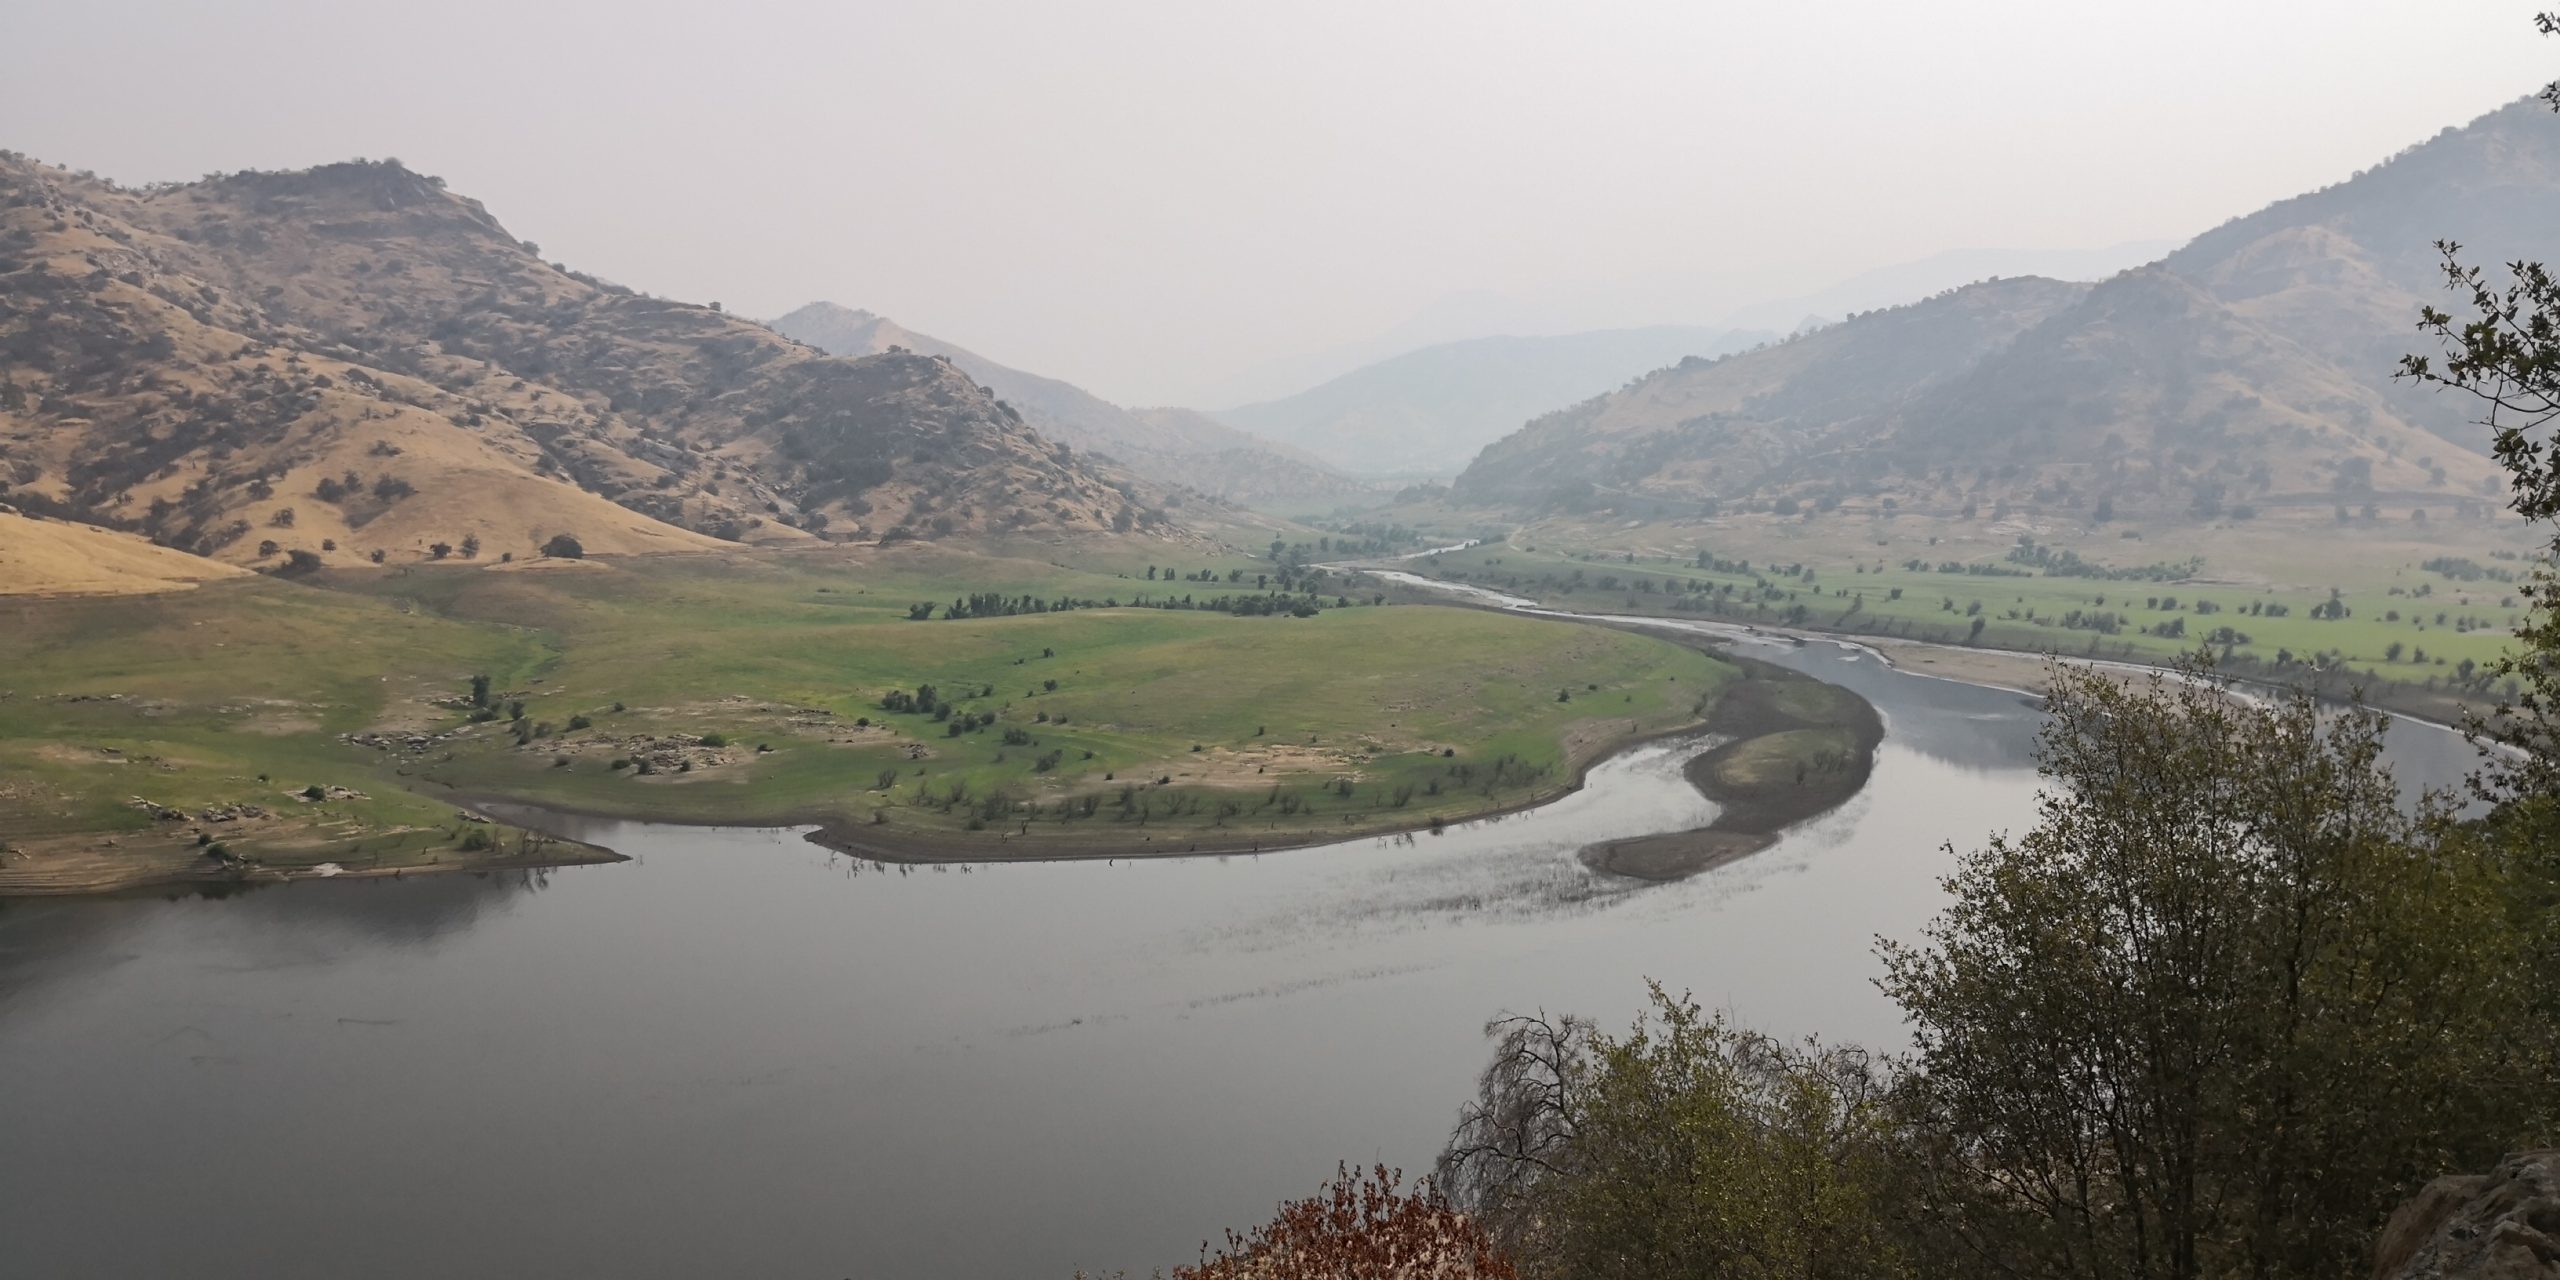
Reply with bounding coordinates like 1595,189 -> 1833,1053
0,605 -> 2485,1278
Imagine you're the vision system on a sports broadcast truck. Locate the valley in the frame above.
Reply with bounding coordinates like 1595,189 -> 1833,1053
8,31 -> 2560,1278
5,93 -> 2551,891
1376,504 -> 2540,726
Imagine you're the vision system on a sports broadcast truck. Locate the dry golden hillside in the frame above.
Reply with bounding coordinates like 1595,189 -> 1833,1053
0,509 -> 246,595
0,153 -> 1167,570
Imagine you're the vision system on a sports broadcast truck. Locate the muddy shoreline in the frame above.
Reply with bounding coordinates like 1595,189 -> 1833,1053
0,828 -> 622,897
469,711 -> 1733,869
1578,664 -> 1886,881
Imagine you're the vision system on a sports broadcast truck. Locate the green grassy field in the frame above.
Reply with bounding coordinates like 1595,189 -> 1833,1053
0,577 -> 559,886
350,545 -> 1735,845
1,539 -> 1736,889
1408,512 -> 2539,715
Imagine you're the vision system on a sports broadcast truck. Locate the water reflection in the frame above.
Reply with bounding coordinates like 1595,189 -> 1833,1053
0,870 -> 546,1020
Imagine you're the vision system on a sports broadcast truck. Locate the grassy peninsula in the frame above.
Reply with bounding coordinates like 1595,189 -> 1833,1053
0,538 -> 1827,893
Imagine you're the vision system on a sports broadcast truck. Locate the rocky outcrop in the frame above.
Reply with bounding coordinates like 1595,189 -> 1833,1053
2377,1151 -> 2560,1280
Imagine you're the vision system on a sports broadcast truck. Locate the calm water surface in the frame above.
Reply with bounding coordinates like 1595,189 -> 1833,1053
0,624 -> 2478,1279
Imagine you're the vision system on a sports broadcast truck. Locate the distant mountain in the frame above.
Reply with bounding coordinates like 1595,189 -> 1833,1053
1212,325 -> 1772,478
1459,279 -> 2089,506
1718,240 -> 2179,334
1115,407 -> 1381,510
0,154 -> 1157,572
768,302 -> 1367,510
1193,246 -> 2170,409
1457,100 -> 2551,522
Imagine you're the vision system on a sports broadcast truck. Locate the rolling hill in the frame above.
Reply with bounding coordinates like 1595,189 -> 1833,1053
1211,325 -> 1769,478
0,153 -> 1161,578
0,509 -> 249,595
767,302 -> 1369,510
1455,99 -> 2552,522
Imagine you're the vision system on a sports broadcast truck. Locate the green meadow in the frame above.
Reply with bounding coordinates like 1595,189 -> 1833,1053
0,576 -> 554,885
1411,521 -> 2533,717
1,540 -> 1735,887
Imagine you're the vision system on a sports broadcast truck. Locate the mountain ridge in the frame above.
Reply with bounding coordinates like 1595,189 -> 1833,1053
1452,99 -> 2551,521
0,153 -> 1167,576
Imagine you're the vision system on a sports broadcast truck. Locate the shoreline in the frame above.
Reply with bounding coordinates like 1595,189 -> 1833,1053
469,633 -> 1888,878
0,828 -> 623,898
469,714 -> 1733,869
797,620 -> 1884,870
1579,667 -> 1887,881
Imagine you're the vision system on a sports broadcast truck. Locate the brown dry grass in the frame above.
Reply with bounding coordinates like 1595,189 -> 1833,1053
0,512 -> 249,595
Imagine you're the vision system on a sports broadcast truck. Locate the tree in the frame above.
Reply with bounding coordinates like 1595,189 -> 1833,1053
1439,989 -> 1908,1280
429,541 -> 452,560
542,533 -> 584,559
1176,1163 -> 1515,1280
460,533 -> 481,559
2398,9 -> 2560,929
1878,662 -> 2534,1280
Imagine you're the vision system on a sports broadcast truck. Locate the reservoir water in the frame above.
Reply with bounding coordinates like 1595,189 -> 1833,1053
0,615 -> 2482,1278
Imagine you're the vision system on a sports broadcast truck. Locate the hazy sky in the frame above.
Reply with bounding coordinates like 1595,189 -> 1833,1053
9,1 -> 2552,404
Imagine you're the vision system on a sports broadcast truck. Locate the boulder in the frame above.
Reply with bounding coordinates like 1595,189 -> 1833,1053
2377,1151 -> 2560,1280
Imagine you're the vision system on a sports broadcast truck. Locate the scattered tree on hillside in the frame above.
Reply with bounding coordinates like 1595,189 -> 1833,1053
542,533 -> 583,559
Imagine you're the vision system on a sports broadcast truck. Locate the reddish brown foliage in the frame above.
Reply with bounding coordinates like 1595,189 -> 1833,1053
1175,1163 -> 1517,1280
